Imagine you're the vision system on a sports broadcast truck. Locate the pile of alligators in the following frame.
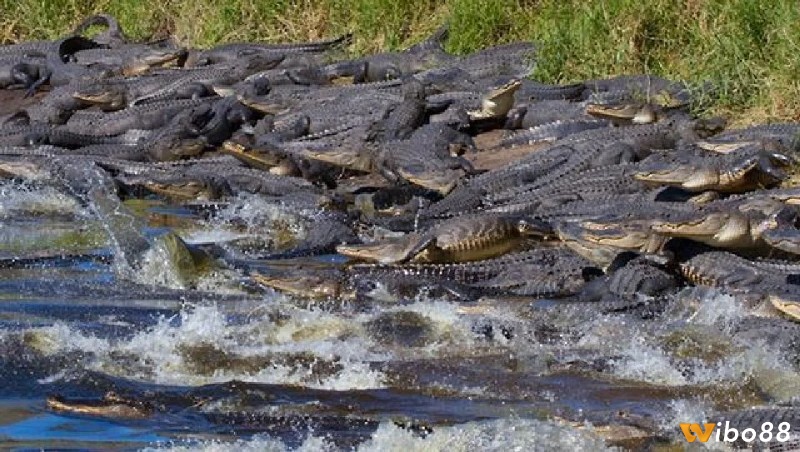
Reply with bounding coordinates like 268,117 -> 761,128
6,13 -> 800,448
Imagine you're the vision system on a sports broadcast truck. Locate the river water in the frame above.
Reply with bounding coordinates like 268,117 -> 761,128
0,173 -> 794,451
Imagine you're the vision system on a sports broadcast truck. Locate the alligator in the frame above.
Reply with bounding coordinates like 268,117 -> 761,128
252,245 -> 577,300
322,25 -> 452,83
337,213 -> 551,264
259,88 -> 405,138
426,78 -> 522,127
186,33 -> 352,67
556,219 -> 672,268
69,54 -> 284,110
513,79 -> 586,102
577,255 -> 680,302
71,46 -> 187,76
467,247 -> 602,297
498,118 -> 612,148
241,81 -> 431,175
680,250 -> 800,289
696,122 -> 800,153
504,100 -> 591,130
585,102 -> 658,124
0,35 -> 107,97
580,74 -> 698,108
63,97 -> 212,136
447,42 -> 536,81
0,122 -> 147,148
418,117 -> 725,220
113,157 -> 327,203
375,123 -> 476,194
485,163 -> 653,213
0,52 -> 49,90
55,109 -> 208,162
633,143 -> 791,193
679,250 -> 800,319
220,139 -> 290,172
47,393 -> 153,420
236,76 -> 404,114
648,194 -> 798,254
70,13 -> 129,48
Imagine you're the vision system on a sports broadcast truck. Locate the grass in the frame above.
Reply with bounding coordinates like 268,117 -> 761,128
1,0 -> 799,124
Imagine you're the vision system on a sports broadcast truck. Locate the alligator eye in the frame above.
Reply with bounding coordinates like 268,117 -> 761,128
383,66 -> 401,80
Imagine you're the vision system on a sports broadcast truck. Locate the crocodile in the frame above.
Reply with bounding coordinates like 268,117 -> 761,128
337,213 -> 550,264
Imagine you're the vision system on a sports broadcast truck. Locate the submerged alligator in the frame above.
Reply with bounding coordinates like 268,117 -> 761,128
4,13 -> 800,449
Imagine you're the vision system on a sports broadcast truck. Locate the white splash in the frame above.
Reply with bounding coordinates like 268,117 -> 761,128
0,181 -> 82,218
142,418 -> 610,452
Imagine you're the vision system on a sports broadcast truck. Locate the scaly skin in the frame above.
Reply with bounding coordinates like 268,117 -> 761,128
633,145 -> 791,193
337,214 -> 549,264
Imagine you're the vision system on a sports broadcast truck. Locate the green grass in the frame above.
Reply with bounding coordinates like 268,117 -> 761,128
2,0 -> 799,124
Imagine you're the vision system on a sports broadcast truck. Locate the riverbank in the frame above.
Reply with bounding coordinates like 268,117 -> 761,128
2,0 -> 798,124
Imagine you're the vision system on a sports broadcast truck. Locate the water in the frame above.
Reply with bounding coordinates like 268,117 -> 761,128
0,180 -> 795,450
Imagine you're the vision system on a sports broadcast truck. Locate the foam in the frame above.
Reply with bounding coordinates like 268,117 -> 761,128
142,418 -> 610,452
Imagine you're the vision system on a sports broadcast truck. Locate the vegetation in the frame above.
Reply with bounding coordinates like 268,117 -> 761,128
1,0 -> 799,124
